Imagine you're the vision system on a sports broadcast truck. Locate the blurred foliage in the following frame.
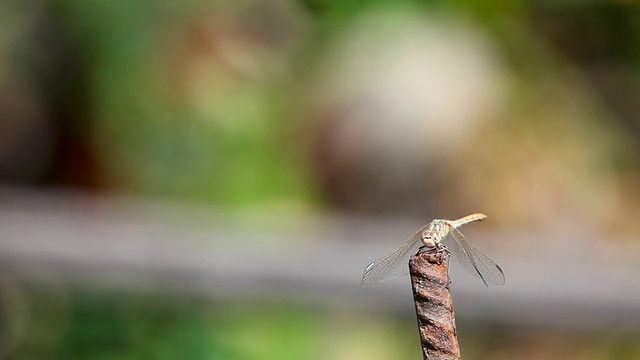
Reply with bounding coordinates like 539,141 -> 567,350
47,0 -> 314,208
5,285 -> 423,360
5,285 -> 640,360
4,0 -> 640,219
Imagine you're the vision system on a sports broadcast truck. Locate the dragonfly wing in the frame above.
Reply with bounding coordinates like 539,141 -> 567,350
361,223 -> 430,286
446,225 -> 505,286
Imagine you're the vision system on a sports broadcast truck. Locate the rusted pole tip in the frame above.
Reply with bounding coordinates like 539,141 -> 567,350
410,249 -> 460,360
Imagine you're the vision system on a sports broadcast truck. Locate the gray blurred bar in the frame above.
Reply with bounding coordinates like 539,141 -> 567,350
0,186 -> 639,331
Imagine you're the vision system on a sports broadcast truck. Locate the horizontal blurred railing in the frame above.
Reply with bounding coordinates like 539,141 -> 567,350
0,186 -> 639,330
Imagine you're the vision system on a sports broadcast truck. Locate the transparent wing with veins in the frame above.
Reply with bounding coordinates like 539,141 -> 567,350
445,224 -> 505,286
360,223 -> 431,286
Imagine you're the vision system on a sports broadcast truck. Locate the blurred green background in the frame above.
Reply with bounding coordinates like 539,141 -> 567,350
3,0 -> 640,359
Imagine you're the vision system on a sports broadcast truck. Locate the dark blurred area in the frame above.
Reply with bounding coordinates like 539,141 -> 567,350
2,1 -> 640,359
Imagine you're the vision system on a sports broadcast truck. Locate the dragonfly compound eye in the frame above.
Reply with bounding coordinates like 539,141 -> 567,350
421,230 -> 437,248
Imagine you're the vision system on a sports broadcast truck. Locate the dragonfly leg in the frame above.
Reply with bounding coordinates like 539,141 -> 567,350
437,245 -> 452,285
446,251 -> 452,285
434,244 -> 450,264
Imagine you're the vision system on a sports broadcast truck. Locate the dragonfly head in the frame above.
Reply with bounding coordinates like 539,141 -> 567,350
421,229 -> 440,249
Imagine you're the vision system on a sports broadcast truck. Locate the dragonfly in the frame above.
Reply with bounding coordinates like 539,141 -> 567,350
361,213 -> 505,287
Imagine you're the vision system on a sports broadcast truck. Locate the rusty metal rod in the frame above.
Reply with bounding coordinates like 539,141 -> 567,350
410,248 -> 460,360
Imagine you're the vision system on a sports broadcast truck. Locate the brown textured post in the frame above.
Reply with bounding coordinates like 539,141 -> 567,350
410,248 -> 460,360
